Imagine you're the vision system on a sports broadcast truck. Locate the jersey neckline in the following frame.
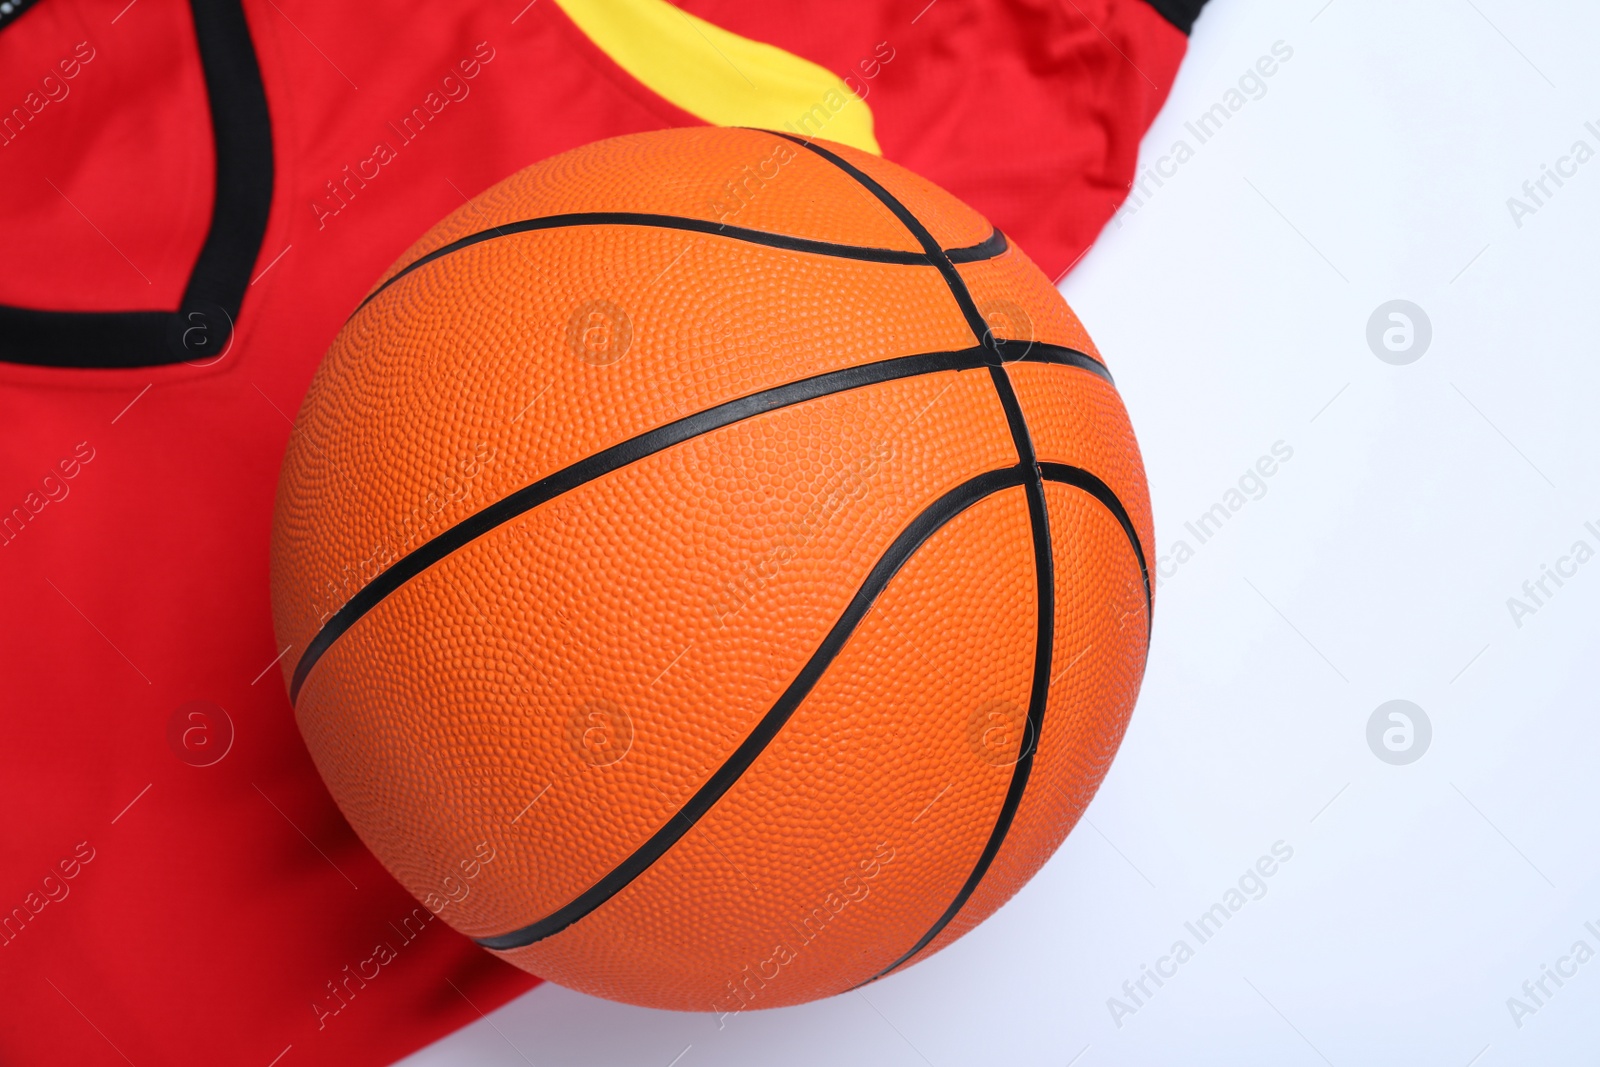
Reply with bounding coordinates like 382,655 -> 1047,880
0,0 -> 273,368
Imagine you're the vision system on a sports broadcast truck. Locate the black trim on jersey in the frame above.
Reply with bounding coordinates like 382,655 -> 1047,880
0,0 -> 274,367
0,0 -> 44,33
1138,0 -> 1208,35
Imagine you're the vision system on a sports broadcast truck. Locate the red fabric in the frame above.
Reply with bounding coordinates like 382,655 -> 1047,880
0,1 -> 1187,1064
0,2 -> 211,308
680,0 -> 1188,279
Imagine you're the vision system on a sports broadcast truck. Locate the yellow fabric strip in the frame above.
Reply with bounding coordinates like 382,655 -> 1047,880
554,0 -> 881,154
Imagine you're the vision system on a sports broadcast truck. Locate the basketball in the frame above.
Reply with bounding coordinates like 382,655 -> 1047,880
270,127 -> 1153,1012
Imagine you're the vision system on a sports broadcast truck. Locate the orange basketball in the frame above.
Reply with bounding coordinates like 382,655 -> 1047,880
270,127 -> 1153,1012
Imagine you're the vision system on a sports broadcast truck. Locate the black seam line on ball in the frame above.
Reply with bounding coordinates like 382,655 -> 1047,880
857,367 -> 1058,987
771,142 -> 1117,396
773,136 -> 996,351
856,464 -> 1153,987
287,344 -> 1100,703
350,213 -> 1009,318
1039,463 -> 1153,629
474,466 -> 1029,952
944,229 -> 1008,263
994,339 -> 1113,386
780,132 -> 1069,987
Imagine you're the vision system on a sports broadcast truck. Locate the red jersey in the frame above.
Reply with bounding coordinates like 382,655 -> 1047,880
0,0 -> 1200,1062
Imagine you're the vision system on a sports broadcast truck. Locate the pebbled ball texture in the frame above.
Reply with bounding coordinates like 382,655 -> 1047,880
270,127 -> 1153,1012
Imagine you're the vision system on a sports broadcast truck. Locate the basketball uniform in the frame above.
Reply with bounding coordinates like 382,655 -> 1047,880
0,0 -> 1202,1062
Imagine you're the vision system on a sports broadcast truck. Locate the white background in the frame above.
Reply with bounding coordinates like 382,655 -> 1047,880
404,0 -> 1600,1062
